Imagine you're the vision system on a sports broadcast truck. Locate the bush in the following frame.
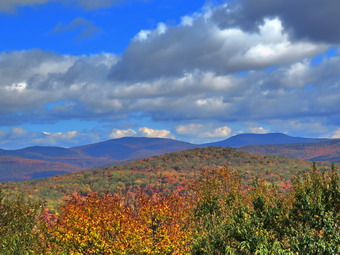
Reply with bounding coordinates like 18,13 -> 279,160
190,165 -> 339,254
0,164 -> 338,254
0,191 -> 45,254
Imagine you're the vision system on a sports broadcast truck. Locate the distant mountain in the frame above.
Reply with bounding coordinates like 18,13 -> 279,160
15,146 -> 80,158
311,151 -> 340,162
0,155 -> 83,182
204,133 -> 326,148
240,139 -> 340,163
72,137 -> 196,160
2,146 -> 332,207
1,134 -> 338,182
0,146 -> 82,163
0,137 -> 196,182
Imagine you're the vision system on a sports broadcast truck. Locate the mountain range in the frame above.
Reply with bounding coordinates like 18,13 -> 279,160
1,146 -> 332,207
204,133 -> 327,147
0,133 -> 338,182
241,139 -> 340,163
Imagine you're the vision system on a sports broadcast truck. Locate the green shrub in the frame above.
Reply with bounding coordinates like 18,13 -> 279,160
0,191 -> 45,254
190,164 -> 339,254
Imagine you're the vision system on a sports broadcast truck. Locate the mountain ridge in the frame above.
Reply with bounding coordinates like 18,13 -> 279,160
0,133 -> 338,182
240,139 -> 340,163
203,133 -> 327,147
2,146 -> 333,207
0,137 -> 197,182
72,137 -> 196,160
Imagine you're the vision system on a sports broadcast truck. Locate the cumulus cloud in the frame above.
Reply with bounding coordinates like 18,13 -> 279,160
268,119 -> 332,138
1,46 -> 340,128
1,48 -> 340,129
0,0 -> 127,12
109,127 -> 172,139
52,17 -> 101,39
109,17 -> 325,81
42,130 -> 78,139
332,128 -> 340,139
212,0 -> 340,44
176,124 -> 205,135
176,124 -> 232,139
0,1 -> 339,143
247,127 -> 270,134
0,50 -> 118,116
11,127 -> 28,136
138,127 -> 171,138
0,127 -> 98,149
0,127 -> 29,147
109,128 -> 137,139
38,130 -> 81,145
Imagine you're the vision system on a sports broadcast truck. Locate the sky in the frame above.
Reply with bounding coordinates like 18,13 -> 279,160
0,0 -> 340,149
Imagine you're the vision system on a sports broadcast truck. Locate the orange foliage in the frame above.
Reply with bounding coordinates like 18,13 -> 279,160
44,190 -> 193,254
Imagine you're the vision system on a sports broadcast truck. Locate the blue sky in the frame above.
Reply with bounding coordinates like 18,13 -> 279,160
0,0 -> 340,149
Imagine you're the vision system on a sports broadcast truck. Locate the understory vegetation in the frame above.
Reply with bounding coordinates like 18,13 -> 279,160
0,164 -> 339,254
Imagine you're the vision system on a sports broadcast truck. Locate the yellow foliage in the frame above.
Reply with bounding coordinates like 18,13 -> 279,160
44,191 -> 193,254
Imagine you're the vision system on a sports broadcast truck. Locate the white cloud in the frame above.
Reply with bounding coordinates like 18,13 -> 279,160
248,127 -> 270,134
0,128 -> 29,144
272,120 -> 330,136
11,127 -> 28,137
176,124 -> 202,135
206,126 -> 232,138
1,48 -> 340,129
0,50 -> 118,115
38,130 -> 81,145
138,127 -> 171,138
6,82 -> 27,92
136,30 -> 151,41
212,0 -> 340,44
109,127 -> 173,139
0,2 -> 339,143
281,61 -> 311,88
239,19 -> 324,66
43,130 -> 78,139
181,16 -> 194,26
110,17 -> 326,81
0,128 -> 99,149
176,124 -> 232,139
109,128 -> 137,138
332,128 -> 340,139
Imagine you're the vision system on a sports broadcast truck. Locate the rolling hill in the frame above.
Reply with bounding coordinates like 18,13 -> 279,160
0,155 -> 82,182
1,133 -> 339,182
0,146 -> 334,207
0,137 -> 196,182
240,139 -> 340,163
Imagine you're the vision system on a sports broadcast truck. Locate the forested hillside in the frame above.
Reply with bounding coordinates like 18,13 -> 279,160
0,137 -> 197,182
2,134 -> 339,182
1,163 -> 338,254
0,147 -> 333,208
241,140 -> 340,163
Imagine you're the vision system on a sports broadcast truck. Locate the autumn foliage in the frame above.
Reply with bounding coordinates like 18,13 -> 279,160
41,188 -> 193,254
0,164 -> 339,254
